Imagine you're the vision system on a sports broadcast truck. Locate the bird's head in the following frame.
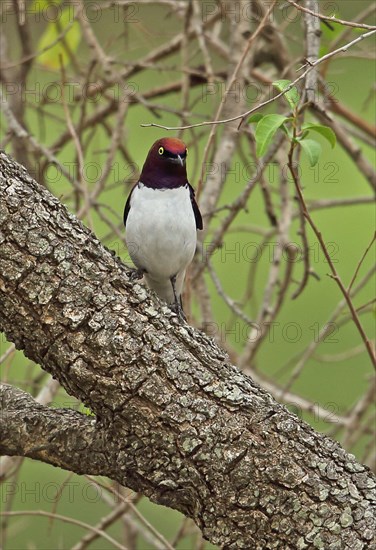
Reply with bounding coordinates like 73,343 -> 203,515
139,137 -> 188,189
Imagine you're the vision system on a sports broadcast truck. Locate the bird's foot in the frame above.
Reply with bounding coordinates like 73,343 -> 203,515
127,267 -> 145,281
170,301 -> 187,323
169,274 -> 186,322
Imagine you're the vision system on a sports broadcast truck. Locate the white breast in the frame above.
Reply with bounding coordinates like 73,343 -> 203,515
125,183 -> 197,301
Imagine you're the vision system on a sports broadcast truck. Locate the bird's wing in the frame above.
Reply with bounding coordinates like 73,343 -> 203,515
123,184 -> 136,226
188,183 -> 203,230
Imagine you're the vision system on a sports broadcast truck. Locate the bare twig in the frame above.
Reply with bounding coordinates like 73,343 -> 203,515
196,0 -> 277,199
348,232 -> 376,293
311,103 -> 376,191
141,29 -> 376,130
277,267 -> 375,390
286,0 -> 376,30
288,139 -> 376,369
1,511 -> 126,550
59,58 -> 92,227
303,0 -> 320,104
238,164 -> 294,368
0,89 -> 81,190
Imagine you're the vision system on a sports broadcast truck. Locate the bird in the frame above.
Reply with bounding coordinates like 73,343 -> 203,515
124,137 -> 203,320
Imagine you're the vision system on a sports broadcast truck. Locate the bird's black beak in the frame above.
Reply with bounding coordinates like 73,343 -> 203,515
167,153 -> 186,166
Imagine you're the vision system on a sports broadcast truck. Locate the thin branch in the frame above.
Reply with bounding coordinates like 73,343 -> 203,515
193,133 -> 286,281
343,377 -> 376,448
238,163 -> 294,368
207,260 -> 254,327
347,232 -> 376,293
0,343 -> 15,365
1,511 -> 126,550
59,58 -> 92,228
249,370 -> 348,426
287,141 -> 376,369
0,18 -> 76,70
313,342 -> 373,363
84,478 -> 176,550
311,103 -> 376,191
290,145 -> 311,300
141,29 -> 376,130
0,89 -> 81,191
303,0 -> 320,104
196,0 -> 277,198
71,501 -> 130,550
286,0 -> 376,30
277,266 -> 375,391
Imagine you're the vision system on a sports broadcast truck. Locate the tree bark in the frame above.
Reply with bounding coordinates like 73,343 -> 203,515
0,151 -> 375,549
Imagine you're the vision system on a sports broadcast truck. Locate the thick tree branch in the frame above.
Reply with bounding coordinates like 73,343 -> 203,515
0,152 -> 375,549
0,384 -> 105,475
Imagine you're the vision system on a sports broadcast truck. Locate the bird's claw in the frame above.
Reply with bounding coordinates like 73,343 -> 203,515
127,268 -> 145,281
170,302 -> 187,323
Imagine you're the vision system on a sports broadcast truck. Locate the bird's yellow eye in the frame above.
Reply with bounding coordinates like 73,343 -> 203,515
158,147 -> 164,155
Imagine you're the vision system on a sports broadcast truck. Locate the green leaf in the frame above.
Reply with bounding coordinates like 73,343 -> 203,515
37,7 -> 81,70
301,123 -> 336,148
273,79 -> 300,110
248,113 -> 264,124
299,138 -> 322,167
255,114 -> 289,157
280,124 -> 293,139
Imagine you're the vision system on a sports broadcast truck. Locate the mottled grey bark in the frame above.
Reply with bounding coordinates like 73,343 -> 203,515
0,151 -> 375,549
